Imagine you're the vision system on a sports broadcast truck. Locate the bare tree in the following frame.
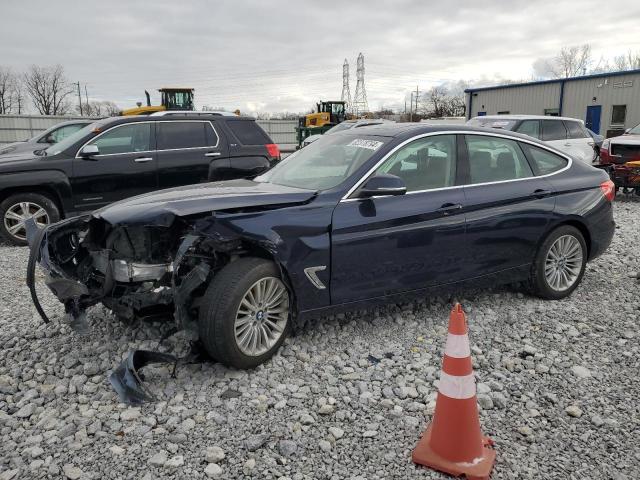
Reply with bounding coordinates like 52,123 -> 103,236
74,100 -> 120,117
23,64 -> 73,115
0,67 -> 17,114
613,51 -> 640,71
534,44 -> 592,78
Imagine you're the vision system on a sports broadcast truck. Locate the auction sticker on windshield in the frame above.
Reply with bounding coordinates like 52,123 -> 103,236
348,139 -> 384,151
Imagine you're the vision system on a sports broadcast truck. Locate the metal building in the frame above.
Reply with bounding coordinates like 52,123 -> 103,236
465,69 -> 640,137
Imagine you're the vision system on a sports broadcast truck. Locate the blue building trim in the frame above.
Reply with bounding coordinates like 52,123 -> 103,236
464,68 -> 640,94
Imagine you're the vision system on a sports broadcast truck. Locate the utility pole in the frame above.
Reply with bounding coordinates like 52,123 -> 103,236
84,85 -> 90,116
75,82 -> 83,116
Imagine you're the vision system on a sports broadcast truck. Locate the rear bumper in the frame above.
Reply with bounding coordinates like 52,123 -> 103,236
587,205 -> 615,261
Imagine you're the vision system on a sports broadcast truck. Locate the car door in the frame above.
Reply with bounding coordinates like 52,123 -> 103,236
156,120 -> 227,188
71,122 -> 158,210
564,120 -> 596,164
462,133 -> 555,278
330,134 -> 467,304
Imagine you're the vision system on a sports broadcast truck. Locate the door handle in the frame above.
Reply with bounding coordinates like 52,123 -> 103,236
205,152 -> 221,157
531,189 -> 552,198
437,203 -> 463,215
134,157 -> 153,163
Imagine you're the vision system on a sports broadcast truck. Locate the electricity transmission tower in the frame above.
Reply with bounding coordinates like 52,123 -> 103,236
352,52 -> 369,116
341,59 -> 352,110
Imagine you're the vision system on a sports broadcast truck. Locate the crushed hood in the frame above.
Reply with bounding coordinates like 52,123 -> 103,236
93,179 -> 317,226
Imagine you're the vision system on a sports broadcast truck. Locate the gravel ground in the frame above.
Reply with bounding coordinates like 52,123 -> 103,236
0,197 -> 639,480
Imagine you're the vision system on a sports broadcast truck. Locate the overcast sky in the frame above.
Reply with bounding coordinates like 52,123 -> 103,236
2,0 -> 640,114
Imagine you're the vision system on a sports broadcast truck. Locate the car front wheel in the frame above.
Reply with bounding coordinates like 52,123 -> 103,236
0,193 -> 60,246
530,225 -> 587,300
198,257 -> 291,369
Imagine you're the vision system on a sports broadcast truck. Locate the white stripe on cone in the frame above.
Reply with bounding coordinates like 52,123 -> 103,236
444,333 -> 471,359
438,371 -> 476,400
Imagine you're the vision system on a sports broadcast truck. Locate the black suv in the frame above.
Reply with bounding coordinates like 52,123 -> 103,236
0,114 -> 280,245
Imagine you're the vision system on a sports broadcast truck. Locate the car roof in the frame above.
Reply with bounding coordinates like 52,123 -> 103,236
150,110 -> 237,117
471,114 -> 584,122
340,122 -> 558,146
99,113 -> 256,126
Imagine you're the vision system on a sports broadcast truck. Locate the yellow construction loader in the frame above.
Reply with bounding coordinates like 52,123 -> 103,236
119,88 -> 195,116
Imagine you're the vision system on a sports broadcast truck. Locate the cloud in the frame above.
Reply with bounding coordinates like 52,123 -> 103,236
1,0 -> 640,114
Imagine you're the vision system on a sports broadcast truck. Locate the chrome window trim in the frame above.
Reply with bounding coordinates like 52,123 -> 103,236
340,130 -> 572,202
75,120 -> 220,158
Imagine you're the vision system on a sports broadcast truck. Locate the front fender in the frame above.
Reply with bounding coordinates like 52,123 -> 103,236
192,202 -> 334,312
0,170 -> 72,214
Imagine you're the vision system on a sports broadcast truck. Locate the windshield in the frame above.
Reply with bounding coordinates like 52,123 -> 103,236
466,118 -> 518,130
256,134 -> 389,190
44,121 -> 103,156
629,123 -> 640,135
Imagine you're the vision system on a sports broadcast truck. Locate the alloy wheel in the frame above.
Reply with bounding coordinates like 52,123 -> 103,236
544,235 -> 583,292
234,276 -> 289,357
3,202 -> 50,241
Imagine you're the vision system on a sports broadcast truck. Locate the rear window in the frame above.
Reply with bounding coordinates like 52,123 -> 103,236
521,144 -> 568,175
226,120 -> 270,145
466,118 -> 518,130
158,121 -> 217,150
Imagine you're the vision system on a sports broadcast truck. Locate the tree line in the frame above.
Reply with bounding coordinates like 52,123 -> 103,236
0,64 -> 118,116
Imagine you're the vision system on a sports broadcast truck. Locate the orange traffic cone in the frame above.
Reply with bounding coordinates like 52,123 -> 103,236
412,303 -> 495,480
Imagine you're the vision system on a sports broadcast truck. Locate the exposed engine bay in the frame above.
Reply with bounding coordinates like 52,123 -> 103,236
26,212 -> 258,333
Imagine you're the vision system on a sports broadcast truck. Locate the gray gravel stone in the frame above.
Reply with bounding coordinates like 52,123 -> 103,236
0,199 -> 637,480
205,445 -> 225,463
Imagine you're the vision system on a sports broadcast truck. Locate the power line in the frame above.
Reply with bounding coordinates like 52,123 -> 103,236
352,53 -> 369,116
341,59 -> 352,110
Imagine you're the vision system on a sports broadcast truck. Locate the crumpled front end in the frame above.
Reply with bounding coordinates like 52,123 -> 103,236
25,212 -> 242,333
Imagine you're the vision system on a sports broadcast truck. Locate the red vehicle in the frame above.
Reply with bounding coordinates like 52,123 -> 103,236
598,122 -> 640,195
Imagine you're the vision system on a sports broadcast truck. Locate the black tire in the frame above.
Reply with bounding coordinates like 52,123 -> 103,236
198,257 -> 291,369
529,225 -> 587,300
0,192 -> 60,246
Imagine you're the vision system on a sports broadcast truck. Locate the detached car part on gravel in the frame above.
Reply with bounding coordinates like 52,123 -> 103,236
26,125 -> 615,370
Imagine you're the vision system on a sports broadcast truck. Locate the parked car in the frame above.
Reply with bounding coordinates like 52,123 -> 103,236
0,120 -> 92,156
598,122 -> 640,194
28,124 -> 615,369
587,128 -> 604,154
301,119 -> 393,147
0,114 -> 279,245
467,115 -> 597,164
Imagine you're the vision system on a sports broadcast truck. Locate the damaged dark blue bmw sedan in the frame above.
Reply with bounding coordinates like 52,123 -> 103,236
27,124 -> 615,369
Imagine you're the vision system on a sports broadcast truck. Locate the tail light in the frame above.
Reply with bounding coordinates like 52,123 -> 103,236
265,143 -> 280,160
599,139 -> 612,164
600,179 -> 615,202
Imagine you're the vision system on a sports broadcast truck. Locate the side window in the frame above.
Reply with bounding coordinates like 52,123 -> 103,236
44,124 -> 85,143
158,122 -> 212,150
541,120 -> 567,141
564,121 -> 587,139
521,144 -> 568,175
88,123 -> 151,155
375,135 -> 457,192
466,135 -> 533,183
515,120 -> 540,139
226,121 -> 270,145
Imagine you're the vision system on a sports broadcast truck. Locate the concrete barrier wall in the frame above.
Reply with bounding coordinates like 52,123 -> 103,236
0,114 -> 298,146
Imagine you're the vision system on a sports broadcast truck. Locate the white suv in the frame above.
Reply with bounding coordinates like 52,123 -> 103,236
467,115 -> 596,164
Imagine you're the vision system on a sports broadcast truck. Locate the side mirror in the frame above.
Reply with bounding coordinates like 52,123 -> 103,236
358,173 -> 407,198
80,144 -> 99,159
